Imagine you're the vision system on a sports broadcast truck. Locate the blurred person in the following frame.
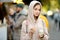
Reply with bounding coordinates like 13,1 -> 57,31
7,8 -> 15,40
0,2 -> 12,40
20,1 -> 49,40
8,3 -> 27,40
53,10 -> 60,31
0,2 -> 8,24
57,11 -> 60,30
53,12 -> 59,30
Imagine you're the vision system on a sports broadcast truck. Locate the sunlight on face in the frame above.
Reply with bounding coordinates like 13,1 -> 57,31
33,5 -> 41,17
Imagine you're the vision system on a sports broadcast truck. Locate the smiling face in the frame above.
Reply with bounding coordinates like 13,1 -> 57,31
28,1 -> 42,22
33,3 -> 41,17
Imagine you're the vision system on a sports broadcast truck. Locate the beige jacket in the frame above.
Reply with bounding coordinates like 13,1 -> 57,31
20,1 -> 49,40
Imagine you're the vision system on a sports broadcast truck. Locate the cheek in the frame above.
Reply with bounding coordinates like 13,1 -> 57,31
36,13 -> 40,16
18,8 -> 20,10
17,8 -> 20,10
34,11 -> 40,15
33,12 -> 40,16
33,10 -> 36,15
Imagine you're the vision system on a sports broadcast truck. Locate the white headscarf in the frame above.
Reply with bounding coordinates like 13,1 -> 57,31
28,1 -> 42,24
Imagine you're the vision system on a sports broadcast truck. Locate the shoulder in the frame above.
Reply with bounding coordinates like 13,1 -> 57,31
38,17 -> 43,23
20,14 -> 27,18
39,15 -> 49,28
38,17 -> 45,26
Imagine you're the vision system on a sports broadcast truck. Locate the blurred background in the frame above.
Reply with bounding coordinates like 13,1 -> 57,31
0,0 -> 60,40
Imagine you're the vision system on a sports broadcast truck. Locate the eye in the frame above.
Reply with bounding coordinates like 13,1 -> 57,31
34,8 -> 37,10
39,9 -> 41,11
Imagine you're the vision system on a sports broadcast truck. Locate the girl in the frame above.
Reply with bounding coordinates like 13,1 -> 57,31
20,1 -> 49,40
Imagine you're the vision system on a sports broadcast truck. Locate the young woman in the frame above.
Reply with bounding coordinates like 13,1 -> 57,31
20,1 -> 49,40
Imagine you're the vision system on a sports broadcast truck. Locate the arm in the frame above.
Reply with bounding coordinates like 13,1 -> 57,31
43,26 -> 49,40
42,21 -> 49,40
38,20 -> 49,40
7,15 -> 15,26
20,20 -> 29,40
13,15 -> 26,28
8,15 -> 26,29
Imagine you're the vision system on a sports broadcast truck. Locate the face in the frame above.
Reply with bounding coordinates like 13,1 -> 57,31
33,5 -> 41,17
16,7 -> 23,13
9,8 -> 14,15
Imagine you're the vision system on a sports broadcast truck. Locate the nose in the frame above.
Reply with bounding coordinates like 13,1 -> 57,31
37,10 -> 40,14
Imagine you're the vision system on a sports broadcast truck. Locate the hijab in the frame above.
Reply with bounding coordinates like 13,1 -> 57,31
28,1 -> 42,24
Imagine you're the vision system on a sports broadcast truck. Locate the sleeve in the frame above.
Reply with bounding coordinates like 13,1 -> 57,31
8,16 -> 15,26
43,21 -> 49,40
20,20 -> 29,40
13,15 -> 26,28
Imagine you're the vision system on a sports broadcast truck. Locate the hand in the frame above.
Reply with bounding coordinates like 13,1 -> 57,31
6,20 -> 13,25
39,33 -> 44,38
29,28 -> 36,38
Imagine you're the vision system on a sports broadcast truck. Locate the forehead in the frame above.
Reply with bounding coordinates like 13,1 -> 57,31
33,5 -> 41,9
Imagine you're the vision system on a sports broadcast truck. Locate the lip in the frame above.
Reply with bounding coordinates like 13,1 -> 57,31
36,13 -> 39,15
